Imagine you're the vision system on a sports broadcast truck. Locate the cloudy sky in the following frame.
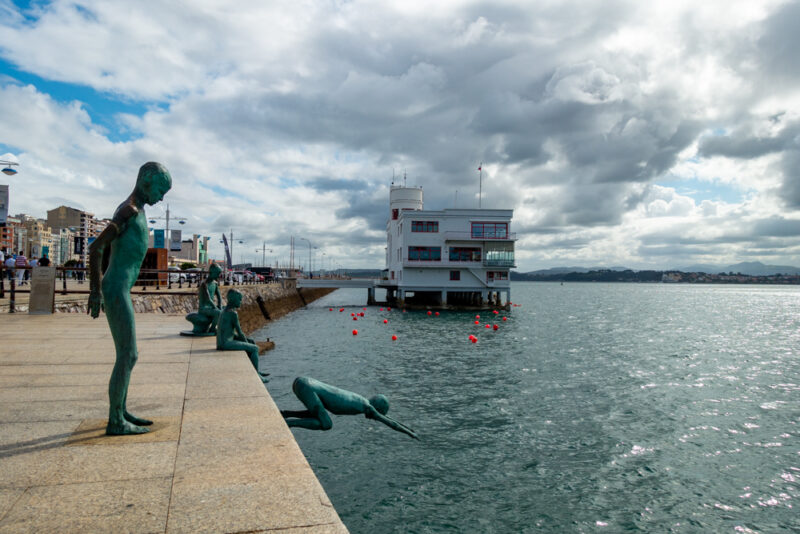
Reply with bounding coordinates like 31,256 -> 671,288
1,0 -> 799,271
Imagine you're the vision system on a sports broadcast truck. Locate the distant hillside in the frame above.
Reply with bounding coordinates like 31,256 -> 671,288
675,261 -> 800,276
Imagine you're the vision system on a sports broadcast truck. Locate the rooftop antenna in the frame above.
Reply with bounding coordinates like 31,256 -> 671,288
391,168 -> 395,185
403,171 -> 407,187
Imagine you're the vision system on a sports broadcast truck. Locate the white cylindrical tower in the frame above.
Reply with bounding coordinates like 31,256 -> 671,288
389,185 -> 423,216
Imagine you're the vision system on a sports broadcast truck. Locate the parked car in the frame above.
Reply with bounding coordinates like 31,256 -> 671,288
185,267 -> 202,282
168,266 -> 187,283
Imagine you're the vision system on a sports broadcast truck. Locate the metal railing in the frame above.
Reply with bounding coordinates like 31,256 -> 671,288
0,265 -> 276,313
443,231 -> 517,241
401,257 -> 516,268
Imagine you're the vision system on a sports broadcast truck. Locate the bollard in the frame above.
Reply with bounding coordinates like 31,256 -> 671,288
9,275 -> 15,313
62,268 -> 68,294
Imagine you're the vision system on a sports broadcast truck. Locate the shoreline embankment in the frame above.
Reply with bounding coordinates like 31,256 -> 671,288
41,283 -> 336,335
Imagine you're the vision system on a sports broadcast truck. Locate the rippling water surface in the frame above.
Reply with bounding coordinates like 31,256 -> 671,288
256,283 -> 800,533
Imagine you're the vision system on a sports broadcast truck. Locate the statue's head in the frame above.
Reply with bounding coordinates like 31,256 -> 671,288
226,288 -> 242,308
208,263 -> 222,279
136,162 -> 172,205
368,394 -> 389,415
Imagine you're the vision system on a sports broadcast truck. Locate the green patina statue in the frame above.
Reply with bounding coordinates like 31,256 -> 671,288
88,162 -> 172,435
217,289 -> 270,382
281,377 -> 420,440
182,262 -> 223,336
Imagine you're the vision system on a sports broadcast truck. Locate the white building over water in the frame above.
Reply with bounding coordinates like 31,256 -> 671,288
381,185 -> 515,308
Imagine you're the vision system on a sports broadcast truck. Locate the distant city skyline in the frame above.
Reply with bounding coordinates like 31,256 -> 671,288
2,1 -> 800,271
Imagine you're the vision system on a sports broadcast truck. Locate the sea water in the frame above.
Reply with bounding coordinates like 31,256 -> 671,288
256,283 -> 800,533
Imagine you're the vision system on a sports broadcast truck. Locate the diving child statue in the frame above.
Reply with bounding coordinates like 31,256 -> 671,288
281,376 -> 419,440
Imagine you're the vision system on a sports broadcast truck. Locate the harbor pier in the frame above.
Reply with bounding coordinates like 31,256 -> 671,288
0,314 -> 348,533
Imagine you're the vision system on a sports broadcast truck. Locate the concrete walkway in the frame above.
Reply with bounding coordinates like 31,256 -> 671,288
0,314 -> 347,533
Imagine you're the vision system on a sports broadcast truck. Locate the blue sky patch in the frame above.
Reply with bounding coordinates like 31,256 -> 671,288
657,177 -> 746,204
0,58 -> 156,143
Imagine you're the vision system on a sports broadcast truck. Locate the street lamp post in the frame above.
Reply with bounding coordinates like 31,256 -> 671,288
299,237 -> 312,276
1,159 -> 19,176
148,204 -> 187,256
255,242 -> 272,267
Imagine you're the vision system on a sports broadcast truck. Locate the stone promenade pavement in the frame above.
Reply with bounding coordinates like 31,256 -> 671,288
0,314 -> 347,533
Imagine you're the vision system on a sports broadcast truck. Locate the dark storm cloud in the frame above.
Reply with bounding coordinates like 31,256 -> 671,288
756,1 -> 800,83
699,121 -> 800,160
307,177 -> 370,192
334,188 -> 388,232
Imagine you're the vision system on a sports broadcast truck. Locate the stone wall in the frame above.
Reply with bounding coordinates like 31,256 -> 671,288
52,284 -> 335,335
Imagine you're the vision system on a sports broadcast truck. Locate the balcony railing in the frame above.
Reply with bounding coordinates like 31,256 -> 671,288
444,231 -> 517,241
484,259 -> 516,268
401,258 -> 516,268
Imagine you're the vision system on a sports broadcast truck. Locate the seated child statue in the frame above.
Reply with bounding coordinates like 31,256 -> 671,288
217,289 -> 270,382
184,263 -> 223,335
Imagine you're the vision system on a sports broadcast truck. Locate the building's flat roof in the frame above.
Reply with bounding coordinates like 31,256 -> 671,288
398,208 -> 513,218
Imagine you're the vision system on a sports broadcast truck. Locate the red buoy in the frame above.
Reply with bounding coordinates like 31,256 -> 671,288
485,324 -> 490,329
392,335 -> 397,341
363,307 -> 367,311
351,313 -> 355,316
435,312 -> 440,316
476,315 -> 480,319
383,319 -> 388,324
359,312 -> 365,317
388,307 -> 392,311
353,316 -> 358,321
352,329 -> 358,335
339,308 -> 345,312
380,308 -> 384,311
329,308 -> 333,311
471,337 -> 478,344
427,311 -> 432,316
503,317 -> 507,321
474,320 -> 480,325
493,310 -> 499,314
493,324 -> 499,330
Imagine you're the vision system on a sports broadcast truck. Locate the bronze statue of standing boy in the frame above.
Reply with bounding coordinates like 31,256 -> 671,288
89,162 -> 172,435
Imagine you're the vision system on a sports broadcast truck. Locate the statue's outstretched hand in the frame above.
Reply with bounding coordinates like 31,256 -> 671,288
88,291 -> 103,318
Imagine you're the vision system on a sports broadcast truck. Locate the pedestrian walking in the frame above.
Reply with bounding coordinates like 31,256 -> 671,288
15,251 -> 28,285
4,254 -> 14,281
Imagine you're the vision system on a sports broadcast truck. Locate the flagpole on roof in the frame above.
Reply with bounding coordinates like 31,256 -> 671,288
478,163 -> 483,208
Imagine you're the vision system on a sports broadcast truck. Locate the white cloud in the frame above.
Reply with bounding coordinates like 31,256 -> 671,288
2,0 -> 800,269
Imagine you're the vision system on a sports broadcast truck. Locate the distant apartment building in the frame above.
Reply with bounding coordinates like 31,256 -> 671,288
49,228 -> 76,265
383,185 -> 515,308
170,234 -> 210,266
46,205 -> 97,264
3,216 -> 25,255
18,215 -> 52,259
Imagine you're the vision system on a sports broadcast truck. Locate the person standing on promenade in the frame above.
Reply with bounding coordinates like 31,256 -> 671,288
38,254 -> 50,267
14,250 -> 27,285
88,162 -> 172,435
4,254 -> 14,281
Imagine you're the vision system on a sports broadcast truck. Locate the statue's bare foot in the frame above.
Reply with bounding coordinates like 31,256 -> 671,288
106,420 -> 150,435
124,411 -> 153,426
